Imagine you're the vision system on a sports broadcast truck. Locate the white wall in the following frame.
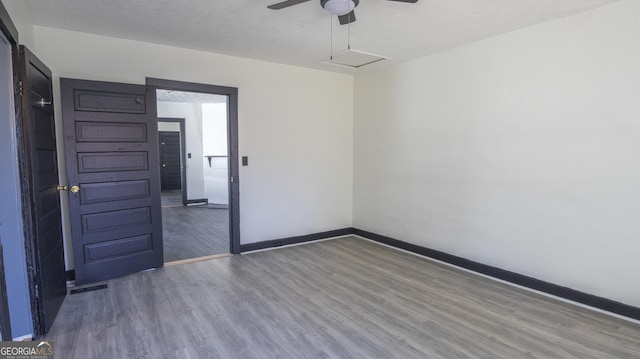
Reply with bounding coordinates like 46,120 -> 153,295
353,0 -> 640,307
202,103 -> 229,205
158,101 -> 206,200
0,0 -> 34,49
33,26 -> 353,268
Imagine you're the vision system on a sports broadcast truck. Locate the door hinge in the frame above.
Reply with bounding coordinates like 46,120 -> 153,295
35,284 -> 39,298
18,80 -> 23,94
230,176 -> 234,183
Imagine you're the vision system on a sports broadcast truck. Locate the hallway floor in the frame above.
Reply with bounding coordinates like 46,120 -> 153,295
161,191 -> 229,262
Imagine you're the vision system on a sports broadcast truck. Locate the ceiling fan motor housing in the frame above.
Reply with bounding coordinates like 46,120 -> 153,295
321,0 -> 360,16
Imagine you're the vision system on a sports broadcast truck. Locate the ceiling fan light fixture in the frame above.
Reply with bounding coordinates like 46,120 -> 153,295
323,0 -> 356,16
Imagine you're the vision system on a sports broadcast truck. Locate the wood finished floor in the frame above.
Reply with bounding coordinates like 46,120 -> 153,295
47,237 -> 640,358
162,206 -> 229,262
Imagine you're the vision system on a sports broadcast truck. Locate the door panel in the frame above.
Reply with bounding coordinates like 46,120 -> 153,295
84,234 -> 152,262
80,180 -> 150,204
73,89 -> 146,113
61,78 -> 163,285
75,121 -> 148,142
19,46 -> 66,334
77,152 -> 149,172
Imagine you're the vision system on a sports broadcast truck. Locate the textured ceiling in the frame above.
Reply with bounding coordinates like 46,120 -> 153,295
22,0 -> 621,73
157,89 -> 227,104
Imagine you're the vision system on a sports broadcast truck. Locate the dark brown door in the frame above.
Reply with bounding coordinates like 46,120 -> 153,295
61,78 -> 163,285
159,131 -> 182,190
19,46 -> 66,334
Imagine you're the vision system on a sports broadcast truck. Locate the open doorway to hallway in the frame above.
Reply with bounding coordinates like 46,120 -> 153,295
156,90 -> 231,263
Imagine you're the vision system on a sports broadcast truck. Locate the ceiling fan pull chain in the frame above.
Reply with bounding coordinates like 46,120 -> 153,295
330,15 -> 333,61
347,12 -> 351,50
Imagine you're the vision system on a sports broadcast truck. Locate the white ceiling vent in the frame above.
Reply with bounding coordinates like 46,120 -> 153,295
321,49 -> 390,69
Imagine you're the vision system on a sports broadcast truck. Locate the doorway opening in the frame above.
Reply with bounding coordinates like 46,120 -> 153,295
148,78 -> 240,262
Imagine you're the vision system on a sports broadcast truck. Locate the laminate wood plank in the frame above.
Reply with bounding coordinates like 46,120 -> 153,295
46,237 -> 640,358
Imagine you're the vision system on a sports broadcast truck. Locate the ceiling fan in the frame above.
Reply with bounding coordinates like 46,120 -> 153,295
267,0 -> 419,25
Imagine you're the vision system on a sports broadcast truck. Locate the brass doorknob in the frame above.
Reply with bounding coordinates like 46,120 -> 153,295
70,185 -> 80,193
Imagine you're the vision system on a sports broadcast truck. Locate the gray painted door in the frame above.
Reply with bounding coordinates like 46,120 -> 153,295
61,78 -> 163,285
159,131 -> 181,191
20,46 -> 66,334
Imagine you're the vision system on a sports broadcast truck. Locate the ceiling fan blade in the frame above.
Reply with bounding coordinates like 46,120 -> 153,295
338,10 -> 356,25
267,0 -> 312,10
385,0 -> 419,3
